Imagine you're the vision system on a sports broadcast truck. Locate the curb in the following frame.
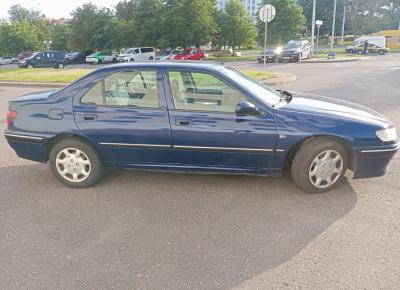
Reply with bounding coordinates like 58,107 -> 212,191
301,58 -> 362,64
263,72 -> 296,86
0,81 -> 68,88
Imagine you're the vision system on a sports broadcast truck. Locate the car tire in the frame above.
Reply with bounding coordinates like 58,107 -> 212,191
58,63 -> 64,69
297,54 -> 302,62
49,138 -> 104,188
379,50 -> 384,55
27,64 -> 34,69
149,56 -> 154,60
98,59 -> 103,64
112,58 -> 117,63
291,138 -> 348,193
130,58 -> 134,62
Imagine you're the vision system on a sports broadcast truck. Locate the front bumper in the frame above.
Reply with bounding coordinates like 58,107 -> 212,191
353,142 -> 399,178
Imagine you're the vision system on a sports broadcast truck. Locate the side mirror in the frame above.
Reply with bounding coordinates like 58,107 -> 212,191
235,101 -> 261,116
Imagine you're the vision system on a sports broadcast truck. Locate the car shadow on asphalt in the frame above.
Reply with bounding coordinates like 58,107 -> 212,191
0,164 -> 357,290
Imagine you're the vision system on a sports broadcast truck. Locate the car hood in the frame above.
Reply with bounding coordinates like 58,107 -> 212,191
277,94 -> 391,128
118,54 -> 130,57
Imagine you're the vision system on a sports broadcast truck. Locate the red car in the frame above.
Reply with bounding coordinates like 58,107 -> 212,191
173,48 -> 205,60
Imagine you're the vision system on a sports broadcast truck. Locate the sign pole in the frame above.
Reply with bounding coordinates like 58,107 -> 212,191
259,4 -> 275,72
264,18 -> 267,71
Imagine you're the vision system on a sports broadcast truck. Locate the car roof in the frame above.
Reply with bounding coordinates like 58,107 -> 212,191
99,61 -> 224,71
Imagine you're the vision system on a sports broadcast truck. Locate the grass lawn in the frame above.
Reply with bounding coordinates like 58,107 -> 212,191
0,67 -> 277,83
0,68 -> 94,83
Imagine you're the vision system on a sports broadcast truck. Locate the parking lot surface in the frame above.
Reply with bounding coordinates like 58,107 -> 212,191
1,55 -> 399,289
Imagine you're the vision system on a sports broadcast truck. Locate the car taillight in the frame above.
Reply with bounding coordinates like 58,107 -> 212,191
6,110 -> 17,125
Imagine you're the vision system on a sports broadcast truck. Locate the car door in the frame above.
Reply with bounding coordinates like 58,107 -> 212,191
73,68 -> 173,166
164,69 -> 277,172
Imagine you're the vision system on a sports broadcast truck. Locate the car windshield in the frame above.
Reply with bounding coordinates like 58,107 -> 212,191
70,52 -> 80,56
218,66 -> 282,106
123,49 -> 133,54
285,41 -> 301,49
158,50 -> 172,56
28,53 -> 39,59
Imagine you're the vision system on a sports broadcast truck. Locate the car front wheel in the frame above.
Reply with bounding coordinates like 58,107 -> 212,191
291,138 -> 348,193
49,138 -> 104,188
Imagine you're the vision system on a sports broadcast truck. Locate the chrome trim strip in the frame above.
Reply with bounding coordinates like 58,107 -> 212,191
360,146 -> 400,153
99,142 -> 171,148
173,145 -> 274,152
4,133 -> 44,141
276,149 -> 285,152
99,142 -> 276,152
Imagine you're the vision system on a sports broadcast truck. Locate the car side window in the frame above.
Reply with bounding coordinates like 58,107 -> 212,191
168,70 -> 247,113
81,82 -> 103,105
81,70 -> 159,108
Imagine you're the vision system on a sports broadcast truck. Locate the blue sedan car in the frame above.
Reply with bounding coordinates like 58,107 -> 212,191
4,62 -> 399,193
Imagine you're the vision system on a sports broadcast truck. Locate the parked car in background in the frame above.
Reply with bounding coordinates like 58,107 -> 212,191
15,51 -> 36,64
351,43 -> 389,55
18,51 -> 67,68
65,51 -> 94,64
86,52 -> 118,64
279,40 -> 311,62
155,48 -> 179,60
118,47 -> 155,62
4,62 -> 399,193
0,56 -> 15,65
257,47 -> 282,63
173,48 -> 205,60
346,36 -> 386,53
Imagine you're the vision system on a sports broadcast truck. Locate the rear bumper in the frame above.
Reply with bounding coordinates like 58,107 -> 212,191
353,143 -> 399,178
4,132 -> 48,163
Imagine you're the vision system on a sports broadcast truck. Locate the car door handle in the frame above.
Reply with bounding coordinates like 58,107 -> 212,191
175,119 -> 192,126
82,114 -> 98,121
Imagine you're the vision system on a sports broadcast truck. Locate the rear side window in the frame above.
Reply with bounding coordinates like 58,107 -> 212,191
81,82 -> 103,105
141,47 -> 154,53
80,70 -> 159,108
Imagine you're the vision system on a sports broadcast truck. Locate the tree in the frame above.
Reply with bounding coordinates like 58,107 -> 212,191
163,0 -> 218,48
8,5 -> 41,24
69,3 -> 99,50
115,0 -> 138,21
257,0 -> 306,45
134,0 -> 166,47
214,0 -> 256,53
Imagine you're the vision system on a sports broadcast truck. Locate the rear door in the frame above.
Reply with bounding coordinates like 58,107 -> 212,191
73,68 -> 173,166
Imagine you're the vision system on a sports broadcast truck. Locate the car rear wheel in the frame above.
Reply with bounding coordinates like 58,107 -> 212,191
149,56 -> 154,60
291,138 -> 348,193
379,50 -> 384,55
130,58 -> 134,62
49,138 -> 104,188
112,58 -> 117,63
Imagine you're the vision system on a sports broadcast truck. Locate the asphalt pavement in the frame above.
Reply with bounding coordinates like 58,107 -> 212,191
0,54 -> 399,289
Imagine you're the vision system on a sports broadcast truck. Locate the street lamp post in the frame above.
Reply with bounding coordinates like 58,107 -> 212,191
43,40 -> 52,51
316,20 -> 323,56
311,0 -> 316,56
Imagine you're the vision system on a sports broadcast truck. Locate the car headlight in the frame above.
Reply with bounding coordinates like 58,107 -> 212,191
376,127 -> 397,142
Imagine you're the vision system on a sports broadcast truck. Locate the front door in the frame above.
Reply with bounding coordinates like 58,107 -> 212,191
164,69 -> 277,172
73,68 -> 173,166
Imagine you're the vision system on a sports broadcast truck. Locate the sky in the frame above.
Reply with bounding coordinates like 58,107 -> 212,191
0,0 -> 121,19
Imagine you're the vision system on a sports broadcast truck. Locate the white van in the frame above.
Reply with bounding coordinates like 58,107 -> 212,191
346,36 -> 386,53
118,47 -> 155,62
